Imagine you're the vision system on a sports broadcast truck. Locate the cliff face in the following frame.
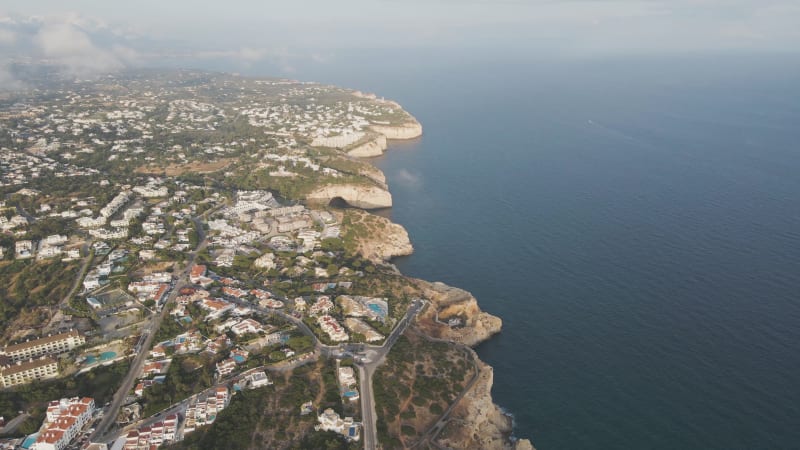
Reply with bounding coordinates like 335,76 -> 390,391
347,134 -> 387,157
358,164 -> 387,185
370,121 -> 423,140
438,358 -> 535,450
416,281 -> 502,347
315,105 -> 533,448
306,184 -> 392,209
342,209 -> 413,262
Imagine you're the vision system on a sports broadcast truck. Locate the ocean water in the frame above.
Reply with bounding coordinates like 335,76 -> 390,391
264,52 -> 800,449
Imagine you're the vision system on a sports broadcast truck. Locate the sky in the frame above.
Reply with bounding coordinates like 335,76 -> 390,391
1,0 -> 799,81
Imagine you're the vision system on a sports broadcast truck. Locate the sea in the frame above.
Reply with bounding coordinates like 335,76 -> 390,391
213,50 -> 800,449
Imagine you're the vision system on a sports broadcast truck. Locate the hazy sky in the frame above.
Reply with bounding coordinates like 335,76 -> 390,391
1,0 -> 799,78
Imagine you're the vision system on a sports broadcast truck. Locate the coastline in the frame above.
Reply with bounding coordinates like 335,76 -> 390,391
365,118 -> 534,449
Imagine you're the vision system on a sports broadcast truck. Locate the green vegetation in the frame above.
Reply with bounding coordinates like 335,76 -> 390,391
373,333 -> 475,446
0,259 -> 80,339
142,355 -> 216,416
172,360 -> 353,450
175,386 -> 270,450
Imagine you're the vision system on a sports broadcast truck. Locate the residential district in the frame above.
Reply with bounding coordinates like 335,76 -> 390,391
0,69 -> 530,450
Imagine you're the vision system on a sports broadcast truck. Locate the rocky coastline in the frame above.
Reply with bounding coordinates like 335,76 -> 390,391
358,118 -> 534,449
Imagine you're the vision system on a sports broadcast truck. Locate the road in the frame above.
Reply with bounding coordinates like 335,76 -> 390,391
0,412 -> 30,435
89,213 -> 211,443
98,362 -> 284,444
357,299 -> 425,450
45,243 -> 94,329
87,208 -> 420,450
191,292 -> 423,450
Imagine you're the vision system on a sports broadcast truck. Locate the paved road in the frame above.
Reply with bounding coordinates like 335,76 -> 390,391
89,214 -> 212,443
63,245 -> 94,303
87,216 -> 420,450
47,242 -> 93,329
358,299 -> 425,450
185,291 -> 422,450
0,413 -> 30,435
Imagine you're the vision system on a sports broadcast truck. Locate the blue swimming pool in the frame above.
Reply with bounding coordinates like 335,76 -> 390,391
85,351 -> 117,365
232,355 -> 245,363
367,303 -> 386,316
21,433 -> 38,449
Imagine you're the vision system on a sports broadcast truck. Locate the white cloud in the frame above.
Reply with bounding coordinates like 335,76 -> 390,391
0,64 -> 23,90
0,28 -> 15,45
34,21 -> 124,75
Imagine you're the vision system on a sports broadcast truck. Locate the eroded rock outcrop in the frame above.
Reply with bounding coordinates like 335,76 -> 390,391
438,358 -> 535,450
358,164 -> 387,185
416,281 -> 502,347
342,209 -> 413,262
347,134 -> 387,157
370,121 -> 423,140
306,184 -> 392,209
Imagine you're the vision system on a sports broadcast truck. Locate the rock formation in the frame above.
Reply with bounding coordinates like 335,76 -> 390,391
344,209 -> 413,262
358,164 -> 387,185
438,358 -> 535,450
410,280 -> 534,448
370,121 -> 423,140
347,134 -> 387,157
306,184 -> 392,209
416,281 -> 502,347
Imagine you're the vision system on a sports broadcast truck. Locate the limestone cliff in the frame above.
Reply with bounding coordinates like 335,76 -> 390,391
415,281 -> 502,347
358,164 -> 387,185
340,209 -> 413,263
438,357 -> 535,450
370,121 -> 423,140
347,134 -> 388,157
306,184 -> 392,209
410,280 -> 534,449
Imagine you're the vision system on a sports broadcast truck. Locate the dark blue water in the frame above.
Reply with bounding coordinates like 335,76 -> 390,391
256,52 -> 800,449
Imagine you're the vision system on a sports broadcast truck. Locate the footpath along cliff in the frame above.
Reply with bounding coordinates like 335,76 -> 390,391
348,120 -> 534,449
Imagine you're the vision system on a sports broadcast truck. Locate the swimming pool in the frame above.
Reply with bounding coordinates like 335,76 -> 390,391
85,351 -> 117,365
367,303 -> 386,317
232,355 -> 245,363
21,433 -> 38,449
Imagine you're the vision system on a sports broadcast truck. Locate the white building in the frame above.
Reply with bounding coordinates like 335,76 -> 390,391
32,397 -> 95,450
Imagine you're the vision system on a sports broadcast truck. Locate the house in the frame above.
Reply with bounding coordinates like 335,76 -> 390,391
338,367 -> 357,387
199,298 -> 234,320
15,240 -> 35,259
315,408 -> 360,442
215,359 -> 236,378
189,264 -> 207,284
83,273 -> 101,291
230,318 -> 263,336
245,371 -> 271,389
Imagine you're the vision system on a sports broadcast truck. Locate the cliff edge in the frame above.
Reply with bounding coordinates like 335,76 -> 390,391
340,209 -> 413,263
306,184 -> 392,209
370,120 -> 423,140
439,357 -> 535,450
415,281 -> 502,347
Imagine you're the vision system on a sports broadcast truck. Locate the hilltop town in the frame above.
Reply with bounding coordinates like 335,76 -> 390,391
0,69 -> 531,450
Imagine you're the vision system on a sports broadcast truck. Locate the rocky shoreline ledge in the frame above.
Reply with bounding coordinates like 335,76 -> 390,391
359,121 -> 534,450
